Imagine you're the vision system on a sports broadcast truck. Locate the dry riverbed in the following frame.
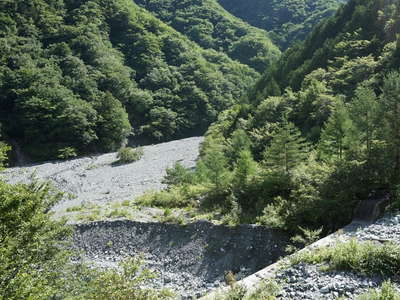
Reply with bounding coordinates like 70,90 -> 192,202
2,137 -> 204,222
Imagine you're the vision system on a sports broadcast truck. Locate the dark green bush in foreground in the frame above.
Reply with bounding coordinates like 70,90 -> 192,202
0,179 -> 173,300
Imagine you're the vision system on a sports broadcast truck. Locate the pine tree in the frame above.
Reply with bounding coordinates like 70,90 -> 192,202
233,149 -> 258,188
263,119 -> 309,174
318,99 -> 353,161
381,71 -> 400,181
350,85 -> 380,159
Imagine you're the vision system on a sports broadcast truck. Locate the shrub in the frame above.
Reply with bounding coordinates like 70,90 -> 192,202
107,208 -> 130,219
57,147 -> 77,160
117,147 -> 144,164
76,257 -> 175,300
0,180 -> 71,299
137,184 -> 208,208
214,280 -> 280,300
357,281 -> 400,300
0,142 -> 11,169
162,162 -> 195,186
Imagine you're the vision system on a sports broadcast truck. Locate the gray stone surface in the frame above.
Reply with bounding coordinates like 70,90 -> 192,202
1,137 -> 204,215
276,263 -> 384,299
347,212 -> 400,244
73,220 -> 289,298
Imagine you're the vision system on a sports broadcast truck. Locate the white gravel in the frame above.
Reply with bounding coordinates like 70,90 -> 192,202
1,137 -> 204,214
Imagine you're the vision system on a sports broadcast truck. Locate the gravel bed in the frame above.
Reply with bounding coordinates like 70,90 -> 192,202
74,220 -> 289,299
346,212 -> 400,244
273,213 -> 400,300
2,137 -> 204,215
276,263 -> 385,299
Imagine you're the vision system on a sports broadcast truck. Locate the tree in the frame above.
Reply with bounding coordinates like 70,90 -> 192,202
349,85 -> 380,159
264,119 -> 309,174
233,149 -> 258,189
318,99 -> 354,161
197,142 -> 230,192
380,71 -> 400,181
0,181 -> 71,300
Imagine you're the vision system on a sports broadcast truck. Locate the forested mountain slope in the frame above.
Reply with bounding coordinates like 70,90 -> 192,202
134,0 -> 281,73
0,0 -> 257,161
217,0 -> 346,50
144,0 -> 400,233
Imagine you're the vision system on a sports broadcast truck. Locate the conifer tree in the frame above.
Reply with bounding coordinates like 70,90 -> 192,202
318,99 -> 353,161
350,85 -> 380,159
263,118 -> 309,174
381,71 -> 400,181
233,149 -> 258,188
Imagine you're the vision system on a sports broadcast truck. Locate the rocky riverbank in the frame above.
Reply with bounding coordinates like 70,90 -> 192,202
73,220 -> 289,298
274,213 -> 400,300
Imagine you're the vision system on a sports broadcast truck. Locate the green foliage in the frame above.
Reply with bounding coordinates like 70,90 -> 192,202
180,0 -> 400,233
162,162 -> 195,186
318,99 -> 354,161
285,226 -> 323,254
357,281 -> 400,300
57,147 -> 77,160
263,119 -> 309,174
117,147 -> 144,164
0,142 -> 11,169
0,180 -> 71,300
74,257 -> 174,300
137,184 -> 208,209
294,240 -> 400,277
0,0 -> 257,161
215,280 -> 280,300
218,0 -> 344,50
0,179 -> 174,299
380,71 -> 400,182
135,0 -> 281,73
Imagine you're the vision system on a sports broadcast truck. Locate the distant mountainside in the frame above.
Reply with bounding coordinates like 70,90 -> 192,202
217,0 -> 346,49
0,0 -> 257,161
134,0 -> 281,73
148,0 -> 400,233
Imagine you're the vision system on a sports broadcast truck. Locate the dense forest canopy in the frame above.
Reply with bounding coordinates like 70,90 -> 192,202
134,0 -> 281,73
144,0 -> 400,233
0,0 -> 257,161
217,0 -> 347,50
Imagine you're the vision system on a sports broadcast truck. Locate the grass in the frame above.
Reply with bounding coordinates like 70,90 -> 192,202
356,281 -> 400,300
137,184 -> 208,208
66,202 -> 100,213
214,280 -> 280,300
76,209 -> 101,222
292,239 -> 400,277
66,205 -> 84,212
106,208 -> 131,219
157,209 -> 186,225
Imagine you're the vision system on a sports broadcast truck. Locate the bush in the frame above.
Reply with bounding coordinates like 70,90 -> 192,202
357,281 -> 400,300
0,142 -> 11,169
57,147 -> 77,160
162,162 -> 195,186
137,184 -> 208,208
79,257 -> 174,300
0,180 -> 71,299
117,147 -> 144,164
294,240 -> 400,277
215,280 -> 280,300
